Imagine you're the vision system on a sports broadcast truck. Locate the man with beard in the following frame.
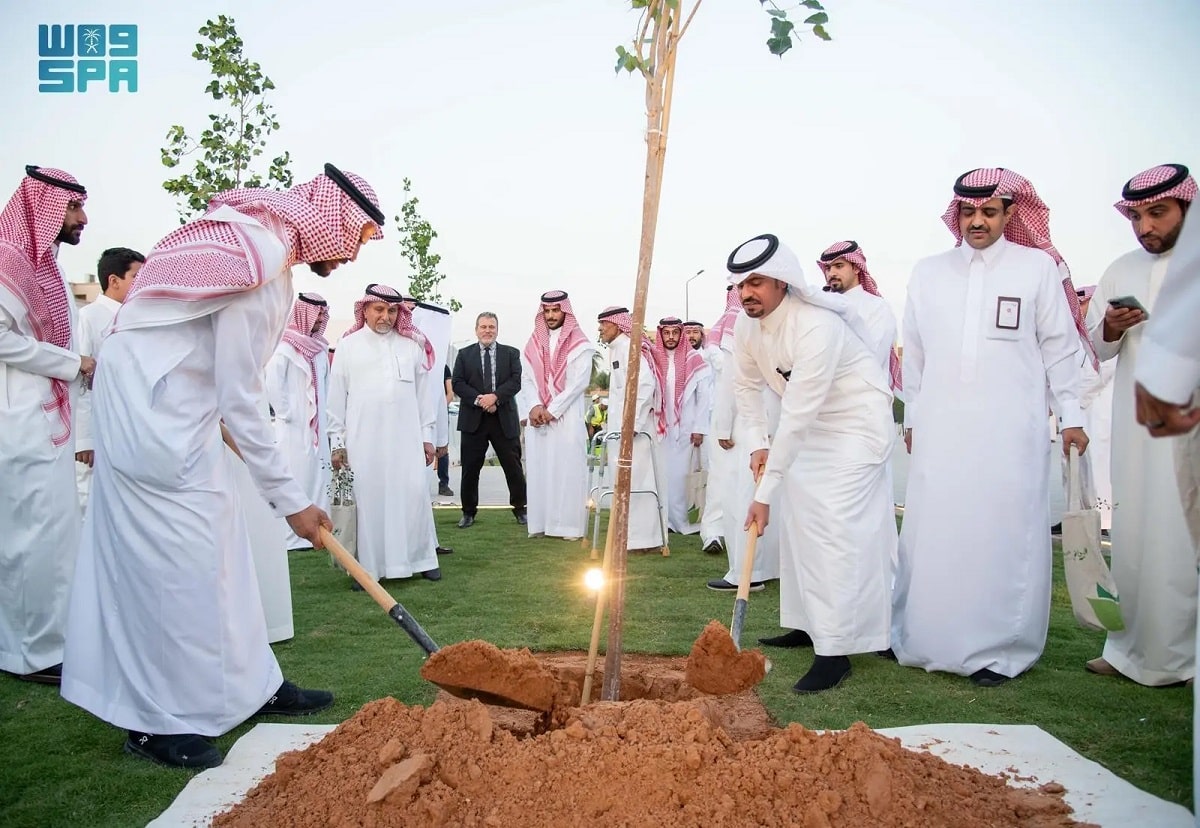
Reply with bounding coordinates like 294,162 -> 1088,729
329,285 -> 441,583
520,290 -> 596,540
652,316 -> 711,534
892,168 -> 1089,687
816,241 -> 902,394
75,246 -> 144,508
1085,163 -> 1197,686
0,165 -> 92,686
729,234 -> 894,693
597,306 -> 669,551
61,164 -> 382,769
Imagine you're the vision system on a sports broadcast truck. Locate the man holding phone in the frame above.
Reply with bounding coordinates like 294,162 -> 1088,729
1086,163 -> 1197,687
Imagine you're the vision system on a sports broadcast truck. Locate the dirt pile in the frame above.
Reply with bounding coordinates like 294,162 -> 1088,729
215,655 -> 1085,828
419,641 -> 566,711
686,619 -> 769,695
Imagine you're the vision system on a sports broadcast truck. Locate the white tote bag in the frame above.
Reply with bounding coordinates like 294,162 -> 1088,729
327,467 -> 358,570
686,445 -> 707,523
1061,446 -> 1124,632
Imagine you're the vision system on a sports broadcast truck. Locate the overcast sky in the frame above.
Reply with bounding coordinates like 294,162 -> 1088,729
3,0 -> 1198,347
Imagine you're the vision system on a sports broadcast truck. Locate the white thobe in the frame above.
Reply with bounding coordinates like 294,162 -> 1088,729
327,329 -> 438,580
520,328 -> 595,538
894,238 -> 1084,678
699,344 -> 725,546
710,340 -> 780,585
74,293 -> 120,509
603,333 -> 668,550
735,294 -> 895,656
1128,213 -> 1200,820
0,251 -> 81,676
663,353 -> 711,534
1089,246 -> 1196,686
266,342 -> 331,550
62,210 -> 305,736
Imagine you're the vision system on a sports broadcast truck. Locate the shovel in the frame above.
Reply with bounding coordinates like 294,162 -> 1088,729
728,473 -> 765,648
318,527 -> 547,711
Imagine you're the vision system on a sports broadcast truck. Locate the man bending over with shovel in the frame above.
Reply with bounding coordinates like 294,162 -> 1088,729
728,234 -> 896,694
61,165 -> 385,769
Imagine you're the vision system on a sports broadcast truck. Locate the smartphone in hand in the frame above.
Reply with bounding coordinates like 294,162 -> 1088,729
1108,295 -> 1149,316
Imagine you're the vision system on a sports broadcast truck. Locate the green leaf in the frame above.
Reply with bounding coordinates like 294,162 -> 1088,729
766,9 -> 787,18
803,12 -> 829,25
766,35 -> 792,56
812,23 -> 832,41
770,18 -> 795,38
800,0 -> 824,8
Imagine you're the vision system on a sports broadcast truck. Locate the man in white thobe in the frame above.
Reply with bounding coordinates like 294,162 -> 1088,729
329,284 -> 441,582
266,293 -> 332,551
74,246 -> 143,509
520,290 -> 596,540
1126,209 -> 1200,824
62,165 -> 384,769
653,316 -> 711,535
730,233 -> 895,693
704,285 -> 780,594
893,167 -> 1090,687
1085,163 -> 1197,687
597,306 -> 669,552
686,320 -> 724,553
407,295 -> 454,559
0,166 -> 92,686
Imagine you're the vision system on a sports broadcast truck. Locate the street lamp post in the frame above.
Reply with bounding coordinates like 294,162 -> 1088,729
684,268 -> 705,321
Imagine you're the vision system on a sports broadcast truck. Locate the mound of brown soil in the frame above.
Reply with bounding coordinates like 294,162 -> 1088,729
686,619 -> 769,694
215,653 -> 1084,828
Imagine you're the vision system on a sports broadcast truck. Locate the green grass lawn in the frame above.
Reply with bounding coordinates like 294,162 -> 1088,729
0,510 -> 1191,826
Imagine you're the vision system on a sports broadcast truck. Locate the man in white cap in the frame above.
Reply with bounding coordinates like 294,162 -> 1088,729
893,167 -> 1089,687
520,290 -> 596,540
596,306 -> 669,552
705,284 -> 779,593
329,284 -> 441,584
1085,163 -> 1198,686
652,316 -> 711,535
729,233 -> 895,693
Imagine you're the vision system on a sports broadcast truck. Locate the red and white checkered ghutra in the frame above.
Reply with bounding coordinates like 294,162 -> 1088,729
1113,164 -> 1196,218
652,317 -> 708,428
708,286 -> 742,349
346,284 -> 435,369
0,167 -> 87,447
281,292 -> 330,447
942,168 -> 1096,368
523,290 -> 591,407
599,305 -> 667,437
817,241 -> 903,392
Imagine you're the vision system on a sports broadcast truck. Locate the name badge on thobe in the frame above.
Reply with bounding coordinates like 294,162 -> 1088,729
612,360 -> 620,370
995,296 -> 1021,330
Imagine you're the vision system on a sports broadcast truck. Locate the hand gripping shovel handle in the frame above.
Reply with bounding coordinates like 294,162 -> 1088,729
319,527 -> 441,656
729,470 -> 764,649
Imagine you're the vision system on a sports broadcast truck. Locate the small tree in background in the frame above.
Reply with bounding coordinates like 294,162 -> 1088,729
160,15 -> 294,222
394,178 -> 461,311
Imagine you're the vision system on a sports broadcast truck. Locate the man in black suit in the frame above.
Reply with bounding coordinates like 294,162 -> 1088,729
452,312 -> 527,527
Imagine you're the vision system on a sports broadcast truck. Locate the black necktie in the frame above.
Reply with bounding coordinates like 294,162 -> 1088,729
483,346 -> 494,392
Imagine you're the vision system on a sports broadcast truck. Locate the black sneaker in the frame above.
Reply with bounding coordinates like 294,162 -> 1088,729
702,539 -> 724,555
256,680 -> 334,716
969,668 -> 1011,687
422,568 -> 442,581
124,731 -> 223,769
706,578 -> 737,592
438,485 -> 455,496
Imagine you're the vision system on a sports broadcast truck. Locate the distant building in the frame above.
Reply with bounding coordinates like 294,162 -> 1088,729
71,277 -> 99,307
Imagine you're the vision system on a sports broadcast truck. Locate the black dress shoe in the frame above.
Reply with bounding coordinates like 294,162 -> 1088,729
457,515 -> 475,528
256,680 -> 334,716
876,648 -> 898,661
702,539 -> 724,554
422,568 -> 442,582
758,629 -> 813,648
1050,522 -> 1062,535
793,655 -> 852,694
125,731 -> 223,769
17,663 -> 62,685
970,668 -> 1011,687
436,546 -> 453,555
514,512 -> 527,526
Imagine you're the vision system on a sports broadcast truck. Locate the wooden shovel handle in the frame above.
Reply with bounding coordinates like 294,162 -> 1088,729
734,523 -> 759,603
319,526 -> 398,615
